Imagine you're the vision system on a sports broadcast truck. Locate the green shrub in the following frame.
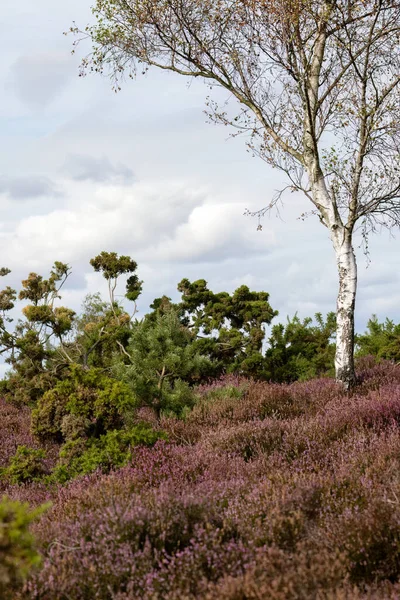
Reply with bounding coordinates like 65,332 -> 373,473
0,497 -> 49,599
356,315 -> 400,362
53,426 -> 164,482
3,446 -> 47,485
174,279 -> 277,378
31,364 -> 138,443
114,308 -> 212,417
264,313 -> 336,382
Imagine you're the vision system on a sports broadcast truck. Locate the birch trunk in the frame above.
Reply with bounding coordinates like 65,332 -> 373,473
332,229 -> 357,390
309,176 -> 357,389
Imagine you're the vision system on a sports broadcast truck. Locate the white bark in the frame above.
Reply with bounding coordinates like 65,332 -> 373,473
310,175 -> 357,389
332,229 -> 357,390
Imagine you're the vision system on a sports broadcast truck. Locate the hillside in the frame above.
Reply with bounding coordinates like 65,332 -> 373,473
1,358 -> 400,598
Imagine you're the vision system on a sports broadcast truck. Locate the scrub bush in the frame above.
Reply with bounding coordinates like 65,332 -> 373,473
0,497 -> 48,599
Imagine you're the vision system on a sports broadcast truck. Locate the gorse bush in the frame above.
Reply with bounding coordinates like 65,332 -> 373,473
31,364 -> 138,443
2,446 -> 47,485
26,364 -> 164,482
0,497 -> 48,599
52,426 -> 164,483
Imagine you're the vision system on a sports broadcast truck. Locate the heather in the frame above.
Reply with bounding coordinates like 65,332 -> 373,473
0,398 -> 58,489
2,256 -> 400,597
0,254 -> 339,483
0,360 -> 398,598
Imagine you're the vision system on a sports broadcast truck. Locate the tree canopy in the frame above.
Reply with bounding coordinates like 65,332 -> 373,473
72,0 -> 400,388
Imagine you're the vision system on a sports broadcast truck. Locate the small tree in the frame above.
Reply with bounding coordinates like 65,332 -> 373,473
0,263 -> 75,403
175,278 -> 277,376
89,251 -> 142,308
73,0 -> 400,388
356,315 -> 400,362
114,307 -> 213,416
72,252 -> 143,367
265,312 -> 336,382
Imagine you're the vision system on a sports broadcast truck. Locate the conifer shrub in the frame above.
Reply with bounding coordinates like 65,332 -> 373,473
113,307 -> 213,417
264,312 -> 336,383
26,365 -> 165,482
356,316 -> 400,363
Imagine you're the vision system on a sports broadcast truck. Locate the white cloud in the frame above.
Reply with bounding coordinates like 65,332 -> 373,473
0,179 -> 275,274
145,202 -> 275,262
0,0 -> 398,336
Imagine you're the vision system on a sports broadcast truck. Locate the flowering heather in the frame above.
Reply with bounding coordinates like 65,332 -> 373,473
0,399 -> 34,470
0,399 -> 58,497
4,359 -> 400,598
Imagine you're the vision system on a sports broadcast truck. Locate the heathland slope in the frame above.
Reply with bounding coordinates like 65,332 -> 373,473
2,358 -> 400,598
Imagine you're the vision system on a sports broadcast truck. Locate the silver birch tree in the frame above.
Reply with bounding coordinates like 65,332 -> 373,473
72,0 -> 400,388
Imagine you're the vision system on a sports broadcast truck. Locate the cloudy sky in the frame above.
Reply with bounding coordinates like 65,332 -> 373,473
1,0 -> 399,345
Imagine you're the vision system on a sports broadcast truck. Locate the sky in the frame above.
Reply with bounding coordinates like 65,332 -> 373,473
0,0 -> 399,354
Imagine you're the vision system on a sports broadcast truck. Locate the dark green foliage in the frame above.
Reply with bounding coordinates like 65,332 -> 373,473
356,315 -> 400,362
2,446 -> 47,485
264,312 -> 336,382
178,279 -> 276,331
151,279 -> 278,378
114,307 -> 213,416
0,497 -> 48,599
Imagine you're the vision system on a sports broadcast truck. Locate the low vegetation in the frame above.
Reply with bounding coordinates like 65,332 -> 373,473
0,360 -> 399,598
1,252 -> 400,597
